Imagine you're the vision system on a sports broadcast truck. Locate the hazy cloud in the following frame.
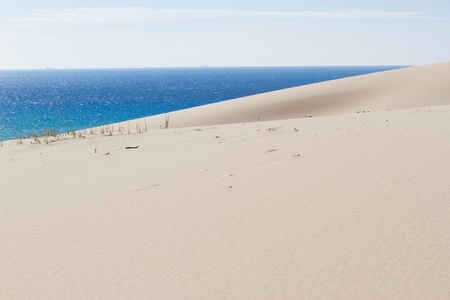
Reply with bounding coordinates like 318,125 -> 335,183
13,7 -> 439,24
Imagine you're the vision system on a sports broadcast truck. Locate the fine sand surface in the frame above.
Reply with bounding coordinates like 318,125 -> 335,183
1,61 -> 450,299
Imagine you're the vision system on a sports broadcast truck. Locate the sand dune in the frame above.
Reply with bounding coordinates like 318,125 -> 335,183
1,61 -> 450,299
136,61 -> 450,129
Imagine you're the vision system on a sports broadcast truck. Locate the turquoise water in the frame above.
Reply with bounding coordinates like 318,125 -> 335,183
0,66 -> 404,140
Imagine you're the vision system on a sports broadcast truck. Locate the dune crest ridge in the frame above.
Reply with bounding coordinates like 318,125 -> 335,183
136,61 -> 450,129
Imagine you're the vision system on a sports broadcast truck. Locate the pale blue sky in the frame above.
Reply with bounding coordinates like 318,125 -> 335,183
1,0 -> 449,69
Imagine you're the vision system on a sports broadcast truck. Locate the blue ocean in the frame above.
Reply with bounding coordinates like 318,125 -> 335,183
0,66 -> 404,141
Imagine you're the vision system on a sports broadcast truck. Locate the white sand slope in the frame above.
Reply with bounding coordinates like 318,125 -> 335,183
1,62 -> 450,299
138,61 -> 450,129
